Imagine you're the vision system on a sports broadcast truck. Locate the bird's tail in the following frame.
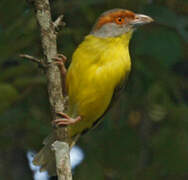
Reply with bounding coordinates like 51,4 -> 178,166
33,131 -> 79,176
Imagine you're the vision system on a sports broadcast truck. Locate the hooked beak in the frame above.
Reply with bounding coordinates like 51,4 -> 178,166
131,14 -> 154,26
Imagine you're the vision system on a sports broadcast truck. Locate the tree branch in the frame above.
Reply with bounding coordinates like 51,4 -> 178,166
19,54 -> 41,64
29,0 -> 72,179
19,54 -> 48,68
52,141 -> 72,180
54,15 -> 66,32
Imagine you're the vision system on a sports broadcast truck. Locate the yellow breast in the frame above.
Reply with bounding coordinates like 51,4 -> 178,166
66,32 -> 133,137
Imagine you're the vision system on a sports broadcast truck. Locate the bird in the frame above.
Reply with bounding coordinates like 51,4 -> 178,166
33,8 -> 153,175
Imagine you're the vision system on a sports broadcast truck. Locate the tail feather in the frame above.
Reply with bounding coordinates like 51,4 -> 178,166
33,132 -> 57,176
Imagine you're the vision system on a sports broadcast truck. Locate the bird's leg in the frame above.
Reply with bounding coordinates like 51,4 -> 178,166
52,53 -> 67,76
53,112 -> 82,126
52,54 -> 67,95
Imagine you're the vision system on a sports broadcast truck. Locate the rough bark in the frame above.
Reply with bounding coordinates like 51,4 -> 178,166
52,141 -> 72,180
28,0 -> 72,179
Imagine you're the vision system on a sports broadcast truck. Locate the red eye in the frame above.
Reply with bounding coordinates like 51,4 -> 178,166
115,17 -> 125,24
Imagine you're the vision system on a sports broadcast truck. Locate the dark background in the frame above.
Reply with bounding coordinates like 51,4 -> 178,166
0,0 -> 188,179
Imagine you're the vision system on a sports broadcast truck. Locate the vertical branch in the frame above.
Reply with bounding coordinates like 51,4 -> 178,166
52,141 -> 72,180
33,0 -> 63,120
30,0 -> 72,179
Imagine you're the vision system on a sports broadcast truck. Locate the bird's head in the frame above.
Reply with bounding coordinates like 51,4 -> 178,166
91,9 -> 153,38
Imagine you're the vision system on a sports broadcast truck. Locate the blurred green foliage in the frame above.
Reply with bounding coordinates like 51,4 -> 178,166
0,0 -> 187,179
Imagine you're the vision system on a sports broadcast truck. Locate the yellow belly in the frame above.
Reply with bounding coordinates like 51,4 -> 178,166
66,33 -> 132,137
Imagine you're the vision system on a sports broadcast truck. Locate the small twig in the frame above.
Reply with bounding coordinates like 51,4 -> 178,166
20,54 -> 41,63
53,15 -> 66,32
52,141 -> 72,180
19,54 -> 47,68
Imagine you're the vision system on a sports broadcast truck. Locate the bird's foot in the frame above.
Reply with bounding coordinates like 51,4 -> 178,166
53,112 -> 81,126
52,54 -> 67,77
52,53 -> 67,65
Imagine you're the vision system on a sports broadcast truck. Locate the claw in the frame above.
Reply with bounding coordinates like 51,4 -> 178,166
52,54 -> 67,79
52,54 -> 67,64
52,112 -> 81,126
56,112 -> 70,119
57,54 -> 67,61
